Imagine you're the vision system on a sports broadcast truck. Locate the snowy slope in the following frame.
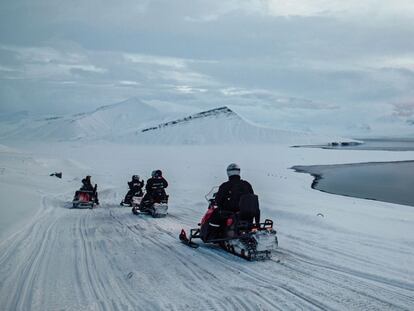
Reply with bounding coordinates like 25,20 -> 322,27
0,104 -> 338,145
133,106 -> 323,145
0,145 -> 87,239
0,98 -> 165,141
0,142 -> 413,310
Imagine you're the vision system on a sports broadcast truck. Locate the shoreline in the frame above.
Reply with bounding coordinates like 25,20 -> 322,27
292,160 -> 414,208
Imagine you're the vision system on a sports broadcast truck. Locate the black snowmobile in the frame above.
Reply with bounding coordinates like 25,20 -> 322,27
132,189 -> 169,218
121,190 -> 144,207
179,187 -> 278,261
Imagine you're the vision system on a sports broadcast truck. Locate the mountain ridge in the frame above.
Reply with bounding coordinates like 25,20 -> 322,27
142,106 -> 235,132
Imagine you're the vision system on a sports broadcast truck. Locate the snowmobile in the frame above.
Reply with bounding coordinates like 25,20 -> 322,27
132,190 -> 169,218
120,190 -> 144,207
179,187 -> 278,261
72,188 -> 97,209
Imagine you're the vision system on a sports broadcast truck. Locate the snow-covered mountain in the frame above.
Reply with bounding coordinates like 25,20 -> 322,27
133,106 -> 319,145
0,100 -> 334,145
0,98 -> 166,141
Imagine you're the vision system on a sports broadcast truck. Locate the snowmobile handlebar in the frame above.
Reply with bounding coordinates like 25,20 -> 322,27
205,186 -> 219,203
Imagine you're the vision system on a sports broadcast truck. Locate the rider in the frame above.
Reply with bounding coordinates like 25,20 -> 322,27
123,175 -> 144,204
79,175 -> 99,204
209,163 -> 259,236
141,170 -> 168,208
215,163 -> 254,213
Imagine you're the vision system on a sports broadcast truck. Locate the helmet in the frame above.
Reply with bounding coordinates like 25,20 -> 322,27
132,175 -> 140,181
154,170 -> 162,178
226,163 -> 240,177
86,175 -> 91,180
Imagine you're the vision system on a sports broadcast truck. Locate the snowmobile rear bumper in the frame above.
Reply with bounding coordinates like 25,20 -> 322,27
132,202 -> 168,218
72,201 -> 94,209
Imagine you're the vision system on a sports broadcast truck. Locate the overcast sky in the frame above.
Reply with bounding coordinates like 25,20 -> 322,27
1,0 -> 414,134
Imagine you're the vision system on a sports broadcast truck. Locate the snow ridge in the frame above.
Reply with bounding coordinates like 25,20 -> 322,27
142,106 -> 234,132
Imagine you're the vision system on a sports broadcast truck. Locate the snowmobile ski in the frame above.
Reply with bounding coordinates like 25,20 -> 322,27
179,229 -> 199,248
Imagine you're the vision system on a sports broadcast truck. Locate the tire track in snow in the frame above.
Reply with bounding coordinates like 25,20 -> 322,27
77,213 -> 108,310
4,197 -> 59,310
280,252 -> 414,310
77,208 -> 146,311
109,208 -> 304,310
110,211 -> 210,292
2,191 -> 413,310
291,250 -> 414,293
109,210 -> 278,310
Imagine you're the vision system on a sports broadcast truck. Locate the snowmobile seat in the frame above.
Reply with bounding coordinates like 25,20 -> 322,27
235,220 -> 254,233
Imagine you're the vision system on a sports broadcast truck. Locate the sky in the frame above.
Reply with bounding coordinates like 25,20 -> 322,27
1,0 -> 414,135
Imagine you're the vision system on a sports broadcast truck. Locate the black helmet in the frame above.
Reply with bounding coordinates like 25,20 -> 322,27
154,170 -> 162,178
132,175 -> 140,181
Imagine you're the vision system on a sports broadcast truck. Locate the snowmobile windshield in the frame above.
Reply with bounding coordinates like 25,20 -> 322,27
205,186 -> 219,202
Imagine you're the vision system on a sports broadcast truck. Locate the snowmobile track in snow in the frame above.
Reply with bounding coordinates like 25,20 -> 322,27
0,192 -> 413,310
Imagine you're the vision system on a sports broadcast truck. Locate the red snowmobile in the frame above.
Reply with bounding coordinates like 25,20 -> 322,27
72,185 -> 98,209
180,187 -> 278,261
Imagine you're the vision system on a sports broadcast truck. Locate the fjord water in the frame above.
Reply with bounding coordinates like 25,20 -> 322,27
296,138 -> 414,151
294,161 -> 414,207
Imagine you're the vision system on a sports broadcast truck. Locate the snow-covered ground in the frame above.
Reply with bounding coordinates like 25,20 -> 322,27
1,140 -> 414,310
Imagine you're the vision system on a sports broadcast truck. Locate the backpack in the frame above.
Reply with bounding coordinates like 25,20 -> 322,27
225,181 -> 246,212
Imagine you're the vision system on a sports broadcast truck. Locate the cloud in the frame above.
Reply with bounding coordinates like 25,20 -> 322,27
117,80 -> 141,87
175,85 -> 207,94
123,52 -> 217,86
0,65 -> 17,72
0,45 -> 106,80
261,0 -> 414,18
124,53 -> 188,69
1,1 -> 414,135
393,101 -> 414,118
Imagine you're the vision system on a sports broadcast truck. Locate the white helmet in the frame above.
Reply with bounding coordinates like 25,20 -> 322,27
226,163 -> 240,177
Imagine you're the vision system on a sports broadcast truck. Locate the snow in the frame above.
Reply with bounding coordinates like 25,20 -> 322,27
0,98 -> 168,142
0,103 -> 414,310
0,139 -> 413,310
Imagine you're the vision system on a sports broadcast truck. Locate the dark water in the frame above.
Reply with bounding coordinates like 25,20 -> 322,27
294,138 -> 414,151
293,161 -> 414,207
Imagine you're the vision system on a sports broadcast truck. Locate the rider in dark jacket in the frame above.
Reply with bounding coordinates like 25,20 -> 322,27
215,163 -> 254,213
81,175 -> 94,191
141,170 -> 168,208
123,175 -> 144,204
145,170 -> 168,193
209,164 -> 259,236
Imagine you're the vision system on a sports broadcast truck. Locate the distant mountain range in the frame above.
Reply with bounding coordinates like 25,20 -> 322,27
0,98 -> 326,145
